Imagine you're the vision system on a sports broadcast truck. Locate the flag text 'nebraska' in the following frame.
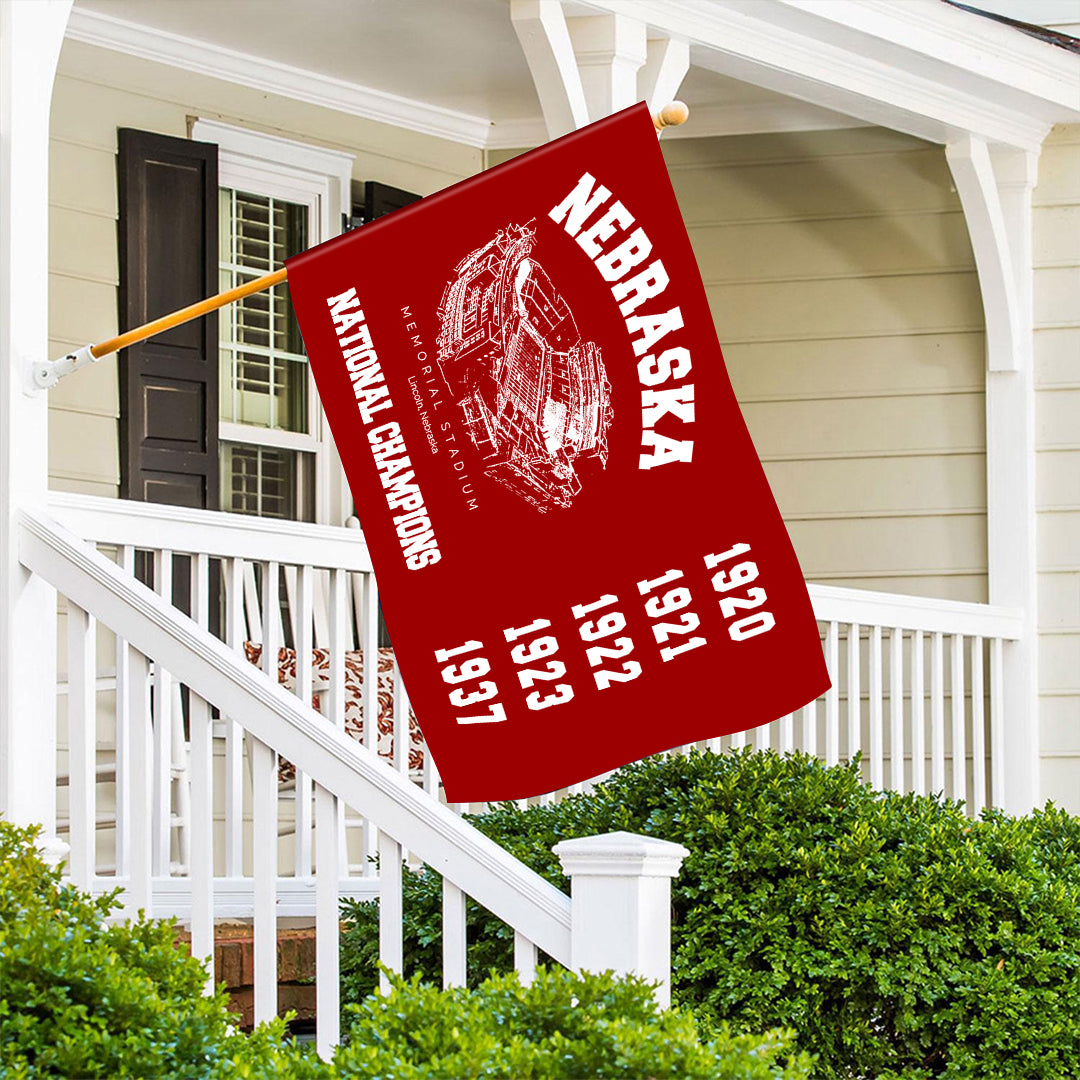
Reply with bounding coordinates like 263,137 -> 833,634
550,172 -> 694,471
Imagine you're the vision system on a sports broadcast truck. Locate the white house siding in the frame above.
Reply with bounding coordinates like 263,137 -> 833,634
492,128 -> 988,604
1034,123 -> 1080,813
47,38 -> 484,875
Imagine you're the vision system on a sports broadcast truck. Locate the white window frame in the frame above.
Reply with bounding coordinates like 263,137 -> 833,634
191,118 -> 354,525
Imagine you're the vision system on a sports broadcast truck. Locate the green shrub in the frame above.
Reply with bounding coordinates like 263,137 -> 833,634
339,751 -> 1080,1079
0,816 -> 797,1080
333,966 -> 811,1079
0,818 -> 323,1079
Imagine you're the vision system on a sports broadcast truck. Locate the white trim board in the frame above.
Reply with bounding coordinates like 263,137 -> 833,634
575,0 -> 1080,150
67,6 -> 870,150
66,7 -> 496,148
189,118 -> 354,197
487,99 -> 868,150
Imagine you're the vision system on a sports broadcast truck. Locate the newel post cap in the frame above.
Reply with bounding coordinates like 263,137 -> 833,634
553,831 -> 689,878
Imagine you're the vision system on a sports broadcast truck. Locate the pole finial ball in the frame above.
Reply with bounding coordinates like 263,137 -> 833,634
654,101 -> 690,130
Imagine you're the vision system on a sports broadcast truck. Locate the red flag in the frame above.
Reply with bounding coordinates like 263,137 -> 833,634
286,102 -> 830,801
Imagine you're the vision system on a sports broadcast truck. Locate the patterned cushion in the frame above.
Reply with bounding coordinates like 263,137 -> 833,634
243,643 -> 426,784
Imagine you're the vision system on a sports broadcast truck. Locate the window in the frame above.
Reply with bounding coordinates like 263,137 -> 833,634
217,186 -> 315,520
191,119 -> 354,524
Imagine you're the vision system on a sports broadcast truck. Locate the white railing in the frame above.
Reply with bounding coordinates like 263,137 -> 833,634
48,490 -> 1024,897
29,493 -> 1026,1048
23,504 -> 689,1052
48,490 -> 440,888
675,584 -> 1023,816
21,506 -> 573,1052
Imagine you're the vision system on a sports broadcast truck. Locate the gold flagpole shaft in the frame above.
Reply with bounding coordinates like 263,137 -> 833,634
90,265 -> 288,360
94,105 -> 685,358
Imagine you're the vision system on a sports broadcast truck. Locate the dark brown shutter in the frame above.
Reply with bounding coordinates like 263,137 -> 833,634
349,181 -> 422,229
118,128 -> 219,509
364,180 -> 422,221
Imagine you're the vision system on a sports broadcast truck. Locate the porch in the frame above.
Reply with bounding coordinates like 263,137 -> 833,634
43,489 -> 1023,911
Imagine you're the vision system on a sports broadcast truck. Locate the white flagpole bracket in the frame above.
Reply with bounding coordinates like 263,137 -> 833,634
33,344 -> 98,390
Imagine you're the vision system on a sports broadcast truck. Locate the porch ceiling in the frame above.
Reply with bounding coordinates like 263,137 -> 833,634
66,0 -> 882,146
67,0 -> 1080,149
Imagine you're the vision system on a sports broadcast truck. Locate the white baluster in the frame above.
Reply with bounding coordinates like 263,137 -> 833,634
243,562 -> 261,642
514,931 -> 537,988
378,830 -> 403,993
188,552 -> 214,991
359,573 -> 379,868
314,568 -> 332,648
990,638 -> 1005,808
252,735 -> 278,1024
911,630 -> 926,796
393,661 -> 409,777
261,561 -> 281,682
824,621 -> 839,766
779,712 -> 794,754
171,680 -> 190,876
392,663 -> 411,861
754,717 -> 771,752
931,631 -> 946,794
295,565 -> 314,878
282,564 -> 298,643
868,625 -> 883,788
152,549 -> 173,876
327,568 -> 349,871
847,622 -> 861,764
223,557 -> 245,877
729,728 -> 747,751
350,565 -> 366,652
971,637 -> 986,816
67,601 -> 96,889
951,633 -> 966,805
423,731 -> 438,799
801,700 -> 817,758
442,878 -> 467,989
890,627 -> 904,793
127,648 -> 152,916
113,544 -> 134,880
315,783 -> 340,1058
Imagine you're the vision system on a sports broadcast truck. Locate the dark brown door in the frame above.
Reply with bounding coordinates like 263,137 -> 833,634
118,128 -> 219,509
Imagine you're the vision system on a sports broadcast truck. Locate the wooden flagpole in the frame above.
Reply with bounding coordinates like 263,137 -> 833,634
91,266 -> 288,361
35,103 -> 687,388
653,101 -> 690,131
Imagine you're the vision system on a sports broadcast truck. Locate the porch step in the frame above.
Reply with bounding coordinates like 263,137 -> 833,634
57,812 -> 186,831
55,761 -> 118,786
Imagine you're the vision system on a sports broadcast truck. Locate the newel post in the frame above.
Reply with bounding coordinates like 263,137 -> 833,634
553,831 -> 688,1007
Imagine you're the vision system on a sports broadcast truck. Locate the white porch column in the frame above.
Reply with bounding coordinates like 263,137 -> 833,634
0,0 -> 72,834
566,14 -> 647,122
512,1 -> 686,140
946,138 -> 1041,813
553,831 -> 688,1008
986,148 -> 1041,814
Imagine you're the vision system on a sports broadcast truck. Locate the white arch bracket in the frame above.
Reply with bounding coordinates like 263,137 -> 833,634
945,136 -> 1037,373
511,0 -> 687,139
